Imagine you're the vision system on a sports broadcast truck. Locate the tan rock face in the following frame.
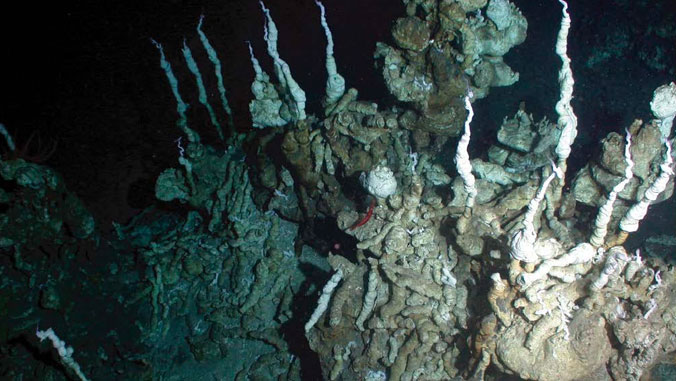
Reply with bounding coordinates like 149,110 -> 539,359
495,312 -> 611,381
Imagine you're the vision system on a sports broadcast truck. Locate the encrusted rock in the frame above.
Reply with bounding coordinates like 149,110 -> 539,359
392,17 -> 430,52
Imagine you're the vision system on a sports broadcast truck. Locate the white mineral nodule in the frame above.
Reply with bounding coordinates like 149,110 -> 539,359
361,165 -> 397,198
651,82 -> 676,138
651,82 -> 676,120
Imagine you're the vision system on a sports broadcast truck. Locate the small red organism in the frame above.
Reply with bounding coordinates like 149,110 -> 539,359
349,198 -> 376,230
